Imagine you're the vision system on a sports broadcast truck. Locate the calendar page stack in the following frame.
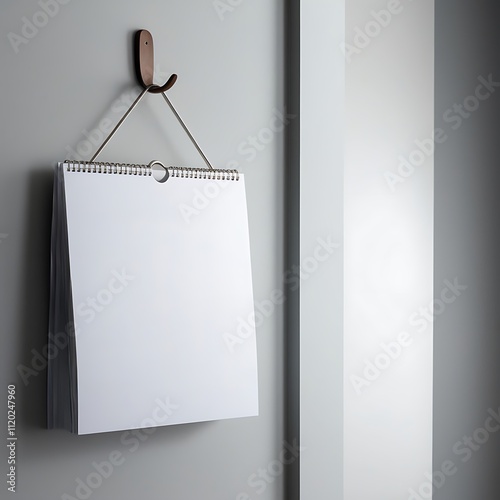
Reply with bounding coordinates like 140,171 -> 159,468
47,161 -> 258,435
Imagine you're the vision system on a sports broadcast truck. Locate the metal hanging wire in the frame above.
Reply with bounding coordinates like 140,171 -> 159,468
90,29 -> 214,170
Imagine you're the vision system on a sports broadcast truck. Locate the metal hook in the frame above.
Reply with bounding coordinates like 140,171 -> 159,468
134,30 -> 177,94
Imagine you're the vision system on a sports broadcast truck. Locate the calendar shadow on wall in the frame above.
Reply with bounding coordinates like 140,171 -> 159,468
16,168 -> 53,431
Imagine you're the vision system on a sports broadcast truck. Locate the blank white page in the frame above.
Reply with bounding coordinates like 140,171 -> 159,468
63,165 -> 258,434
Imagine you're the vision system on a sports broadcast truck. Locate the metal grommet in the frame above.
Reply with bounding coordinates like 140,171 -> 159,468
149,160 -> 170,183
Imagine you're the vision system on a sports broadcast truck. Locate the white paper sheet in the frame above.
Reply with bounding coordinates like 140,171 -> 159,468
57,164 -> 258,434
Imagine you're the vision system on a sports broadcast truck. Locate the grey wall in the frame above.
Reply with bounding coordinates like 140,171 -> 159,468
434,1 -> 500,499
344,1 -> 434,498
299,1 -> 344,499
0,2 -> 286,499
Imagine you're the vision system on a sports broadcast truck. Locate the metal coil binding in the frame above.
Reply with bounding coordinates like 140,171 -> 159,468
168,166 -> 239,181
65,160 -> 152,176
64,161 -> 240,181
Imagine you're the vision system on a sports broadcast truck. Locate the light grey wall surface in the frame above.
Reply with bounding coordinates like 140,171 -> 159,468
299,1 -> 344,499
434,1 -> 500,499
344,1 -> 434,499
0,2 -> 286,499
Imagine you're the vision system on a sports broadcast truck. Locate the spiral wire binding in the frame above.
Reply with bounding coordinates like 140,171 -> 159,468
64,161 -> 239,181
